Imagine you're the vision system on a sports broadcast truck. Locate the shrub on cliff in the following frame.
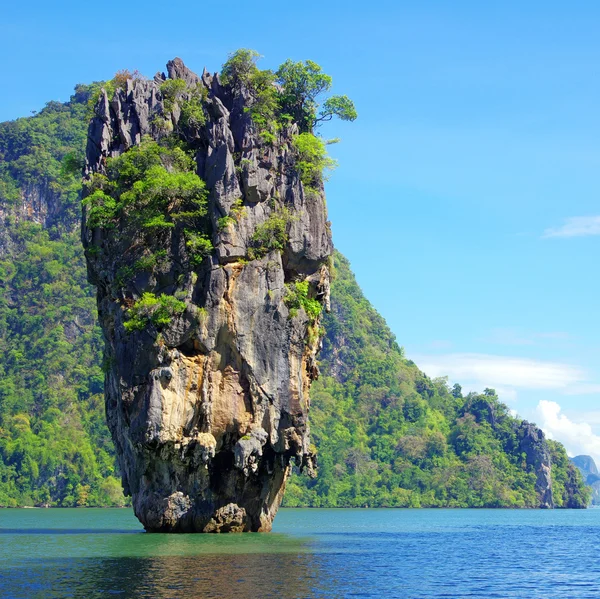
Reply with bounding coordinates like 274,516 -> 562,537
276,59 -> 357,132
293,133 -> 338,191
83,137 -> 210,234
124,293 -> 187,333
221,49 -> 358,135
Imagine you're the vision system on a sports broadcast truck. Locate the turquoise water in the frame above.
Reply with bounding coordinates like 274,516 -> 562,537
1,508 -> 600,598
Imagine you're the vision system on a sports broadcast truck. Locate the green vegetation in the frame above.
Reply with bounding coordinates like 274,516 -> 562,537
283,253 -> 589,508
221,49 -> 354,185
0,86 -> 125,507
0,222 -> 124,507
284,281 -> 322,321
160,78 -> 187,113
548,440 -> 591,508
0,84 -> 94,226
317,95 -> 358,126
293,133 -> 338,191
222,50 -> 358,134
83,137 -> 211,237
276,59 -> 357,131
115,250 -> 168,288
179,88 -> 207,130
124,293 -> 187,333
86,69 -> 145,120
217,215 -> 235,230
247,208 -> 292,260
159,78 -> 207,131
184,230 -> 213,266
217,199 -> 247,232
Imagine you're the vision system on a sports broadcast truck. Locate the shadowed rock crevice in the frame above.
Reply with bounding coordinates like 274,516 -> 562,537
82,58 -> 332,532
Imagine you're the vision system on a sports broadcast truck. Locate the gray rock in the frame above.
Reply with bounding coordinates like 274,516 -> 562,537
517,421 -> 554,508
570,455 -> 600,505
82,59 -> 332,532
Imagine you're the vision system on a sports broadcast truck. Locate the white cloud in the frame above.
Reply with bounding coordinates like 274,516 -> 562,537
536,400 -> 600,467
492,386 -> 518,403
412,352 -> 585,391
563,384 -> 600,396
484,328 -> 572,346
543,215 -> 600,238
579,411 -> 600,426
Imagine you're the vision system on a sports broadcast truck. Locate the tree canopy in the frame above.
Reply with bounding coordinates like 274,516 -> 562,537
221,49 -> 358,133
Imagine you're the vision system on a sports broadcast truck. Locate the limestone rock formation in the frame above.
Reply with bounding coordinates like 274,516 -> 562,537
570,455 -> 600,505
82,59 -> 332,531
516,421 -> 554,508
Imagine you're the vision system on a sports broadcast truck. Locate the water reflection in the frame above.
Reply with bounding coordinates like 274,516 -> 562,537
5,553 -> 327,599
1,531 -> 328,599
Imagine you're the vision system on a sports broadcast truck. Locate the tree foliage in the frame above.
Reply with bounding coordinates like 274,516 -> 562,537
0,87 -> 126,506
283,252 -> 589,508
0,222 -> 125,506
221,49 -> 358,133
83,137 -> 210,235
292,133 -> 338,191
124,293 -> 187,333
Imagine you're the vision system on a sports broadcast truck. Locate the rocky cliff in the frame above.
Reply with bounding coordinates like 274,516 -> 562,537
571,455 -> 600,505
82,59 -> 332,531
516,421 -> 554,507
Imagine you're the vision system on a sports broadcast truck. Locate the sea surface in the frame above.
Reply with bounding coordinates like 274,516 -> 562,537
1,507 -> 599,598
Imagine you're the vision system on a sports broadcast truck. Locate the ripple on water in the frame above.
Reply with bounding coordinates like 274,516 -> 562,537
1,508 -> 600,598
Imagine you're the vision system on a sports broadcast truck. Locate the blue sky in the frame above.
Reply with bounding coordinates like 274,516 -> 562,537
2,0 -> 600,462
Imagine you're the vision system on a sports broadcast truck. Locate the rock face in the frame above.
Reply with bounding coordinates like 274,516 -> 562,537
82,59 -> 332,531
571,455 -> 599,476
516,421 -> 554,508
571,455 -> 600,505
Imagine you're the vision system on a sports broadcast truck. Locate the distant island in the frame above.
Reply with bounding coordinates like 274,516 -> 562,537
570,456 -> 600,504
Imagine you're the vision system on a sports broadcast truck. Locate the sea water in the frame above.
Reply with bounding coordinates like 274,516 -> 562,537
1,507 -> 599,598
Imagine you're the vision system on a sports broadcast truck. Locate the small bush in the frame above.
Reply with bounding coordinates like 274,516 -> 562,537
230,198 -> 247,220
284,280 -> 322,322
247,209 -> 291,260
160,78 -> 187,113
185,230 -> 213,266
86,70 -> 145,119
217,215 -> 235,231
142,214 -> 175,229
115,250 -> 167,288
217,199 -> 247,232
82,190 -> 118,228
221,49 -> 262,87
124,292 -> 187,333
179,85 -> 208,130
292,133 -> 337,192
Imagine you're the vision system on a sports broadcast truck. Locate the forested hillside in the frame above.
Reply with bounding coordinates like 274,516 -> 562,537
0,78 -> 589,508
284,253 -> 588,507
0,87 -> 125,506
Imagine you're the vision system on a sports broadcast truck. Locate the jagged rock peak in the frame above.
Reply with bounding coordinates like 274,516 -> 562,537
166,57 -> 201,86
82,58 -> 333,532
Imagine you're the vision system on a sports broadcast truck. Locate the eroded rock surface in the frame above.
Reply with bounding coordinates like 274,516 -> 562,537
82,58 -> 332,532
517,421 -> 554,508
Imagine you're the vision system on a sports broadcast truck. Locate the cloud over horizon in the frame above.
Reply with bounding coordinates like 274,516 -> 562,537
543,215 -> 600,238
537,400 -> 600,467
412,352 -> 586,392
